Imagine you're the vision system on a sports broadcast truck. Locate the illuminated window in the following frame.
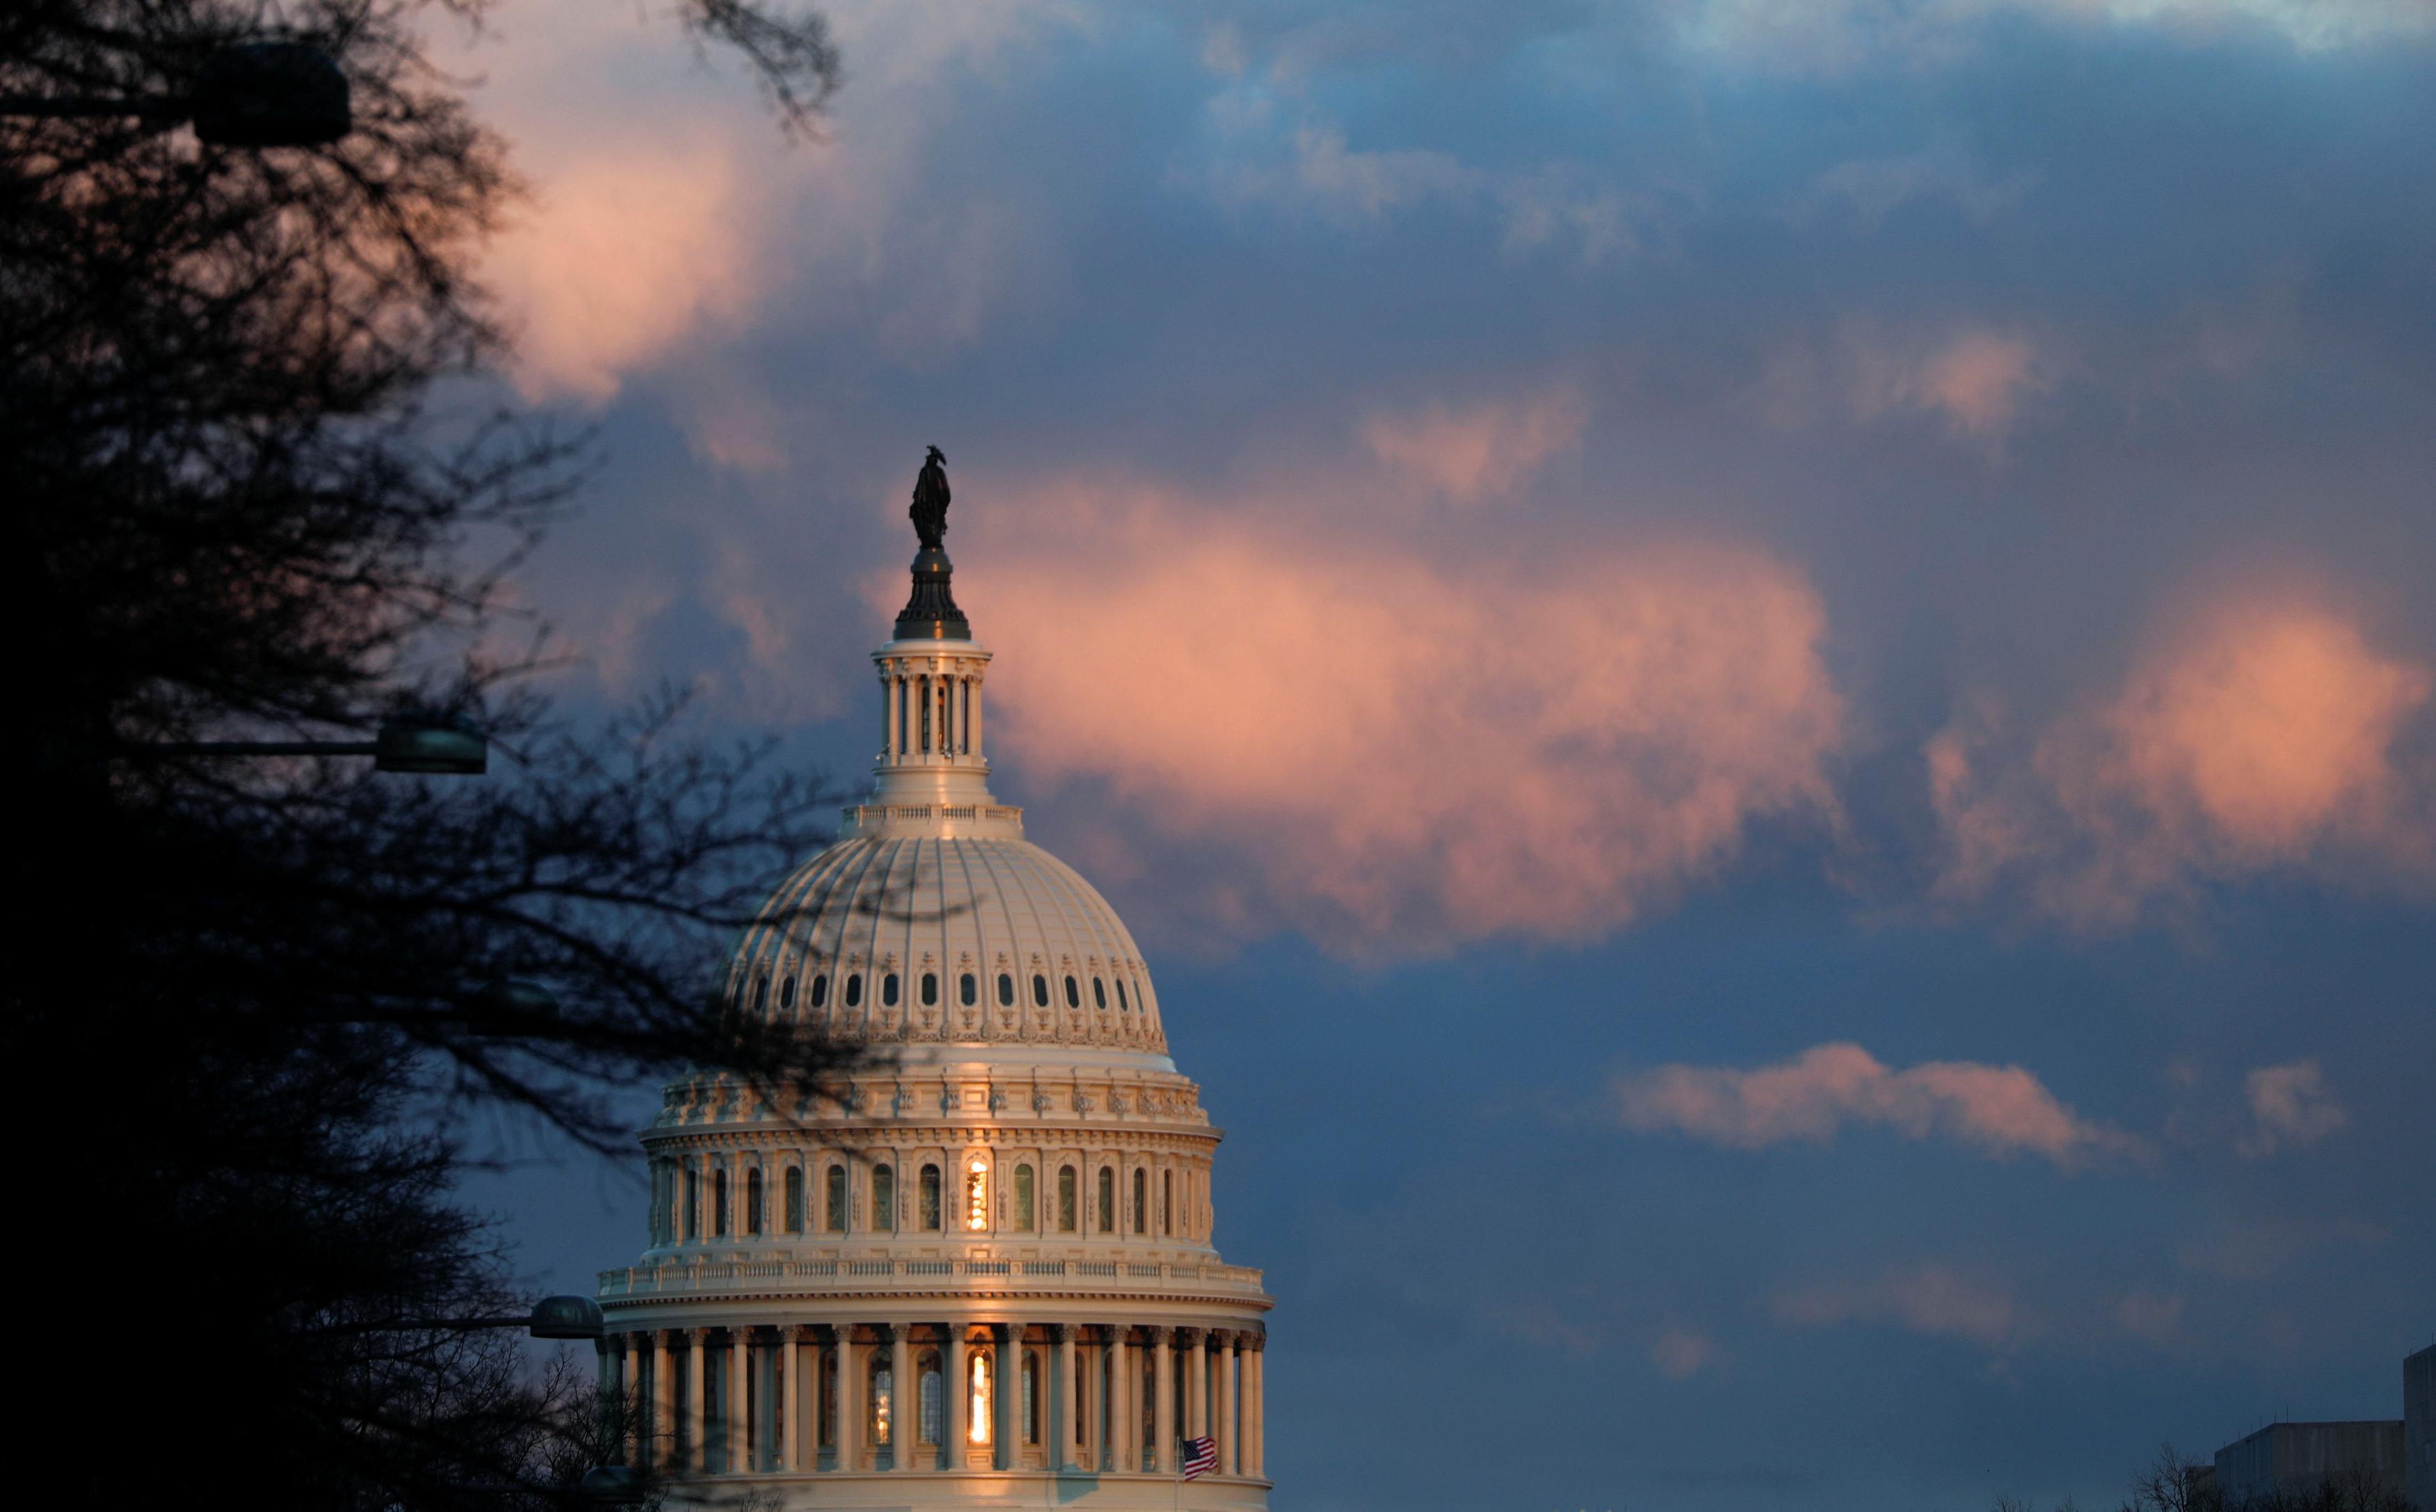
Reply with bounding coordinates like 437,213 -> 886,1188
785,1168 -> 804,1233
714,1170 -> 730,1236
746,1168 -> 764,1235
1093,978 -> 1107,1009
1064,975 -> 1081,1008
919,1351 -> 942,1444
919,1163 -> 942,1230
845,974 -> 863,1008
870,1354 -> 894,1447
997,973 -> 1014,1006
825,1165 -> 847,1232
811,974 -> 829,1008
1014,1163 -> 1035,1230
1097,1167 -> 1115,1232
969,1348 -> 994,1445
883,973 -> 900,1007
960,973 -> 977,1006
965,1158 -> 989,1231
922,972 -> 938,1006
1132,1169 -> 1146,1234
1031,974 -> 1050,1008
1057,1165 -> 1077,1232
873,1164 -> 896,1232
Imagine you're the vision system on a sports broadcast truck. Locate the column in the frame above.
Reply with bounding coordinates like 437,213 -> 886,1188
1217,1332 -> 1237,1476
995,1322 -> 1025,1471
620,1335 -> 643,1463
782,1326 -> 804,1472
1051,1324 -> 1077,1471
1151,1326 -> 1174,1473
1109,1327 -> 1132,1472
970,676 -> 984,763
650,1331 -> 674,1471
839,1327 -> 864,1472
889,1323 -> 915,1472
1186,1328 -> 1208,1439
1245,1335 -> 1264,1479
688,1329 -> 709,1473
944,1325 -> 967,1470
729,1328 -> 750,1473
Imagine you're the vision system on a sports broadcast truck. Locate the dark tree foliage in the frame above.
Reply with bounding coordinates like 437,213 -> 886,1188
3,1 -> 849,1504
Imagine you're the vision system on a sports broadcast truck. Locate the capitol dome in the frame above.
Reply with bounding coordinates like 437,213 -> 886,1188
593,460 -> 1271,1512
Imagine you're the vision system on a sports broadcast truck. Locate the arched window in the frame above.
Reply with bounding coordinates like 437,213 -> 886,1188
883,973 -> 900,1007
1057,1165 -> 1077,1232
922,971 -> 938,1005
1014,1163 -> 1035,1230
810,974 -> 829,1008
965,1158 -> 989,1231
960,973 -> 977,1006
1093,977 -> 1107,1009
1063,975 -> 1081,1008
968,1346 -> 994,1445
919,1350 -> 943,1445
746,1168 -> 764,1235
997,973 -> 1014,1006
780,976 -> 796,1010
1031,973 -> 1050,1007
714,1169 -> 730,1236
1097,1166 -> 1115,1232
825,1165 -> 847,1232
751,976 -> 768,1011
919,1163 -> 942,1230
1161,1170 -> 1172,1236
845,974 -> 863,1008
870,1353 -> 894,1448
785,1167 -> 805,1232
873,1164 -> 896,1232
1021,1351 -> 1039,1445
1132,1168 -> 1146,1234
1116,979 -> 1128,1011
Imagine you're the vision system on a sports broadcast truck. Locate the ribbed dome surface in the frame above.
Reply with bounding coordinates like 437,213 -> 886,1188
725,833 -> 1169,1061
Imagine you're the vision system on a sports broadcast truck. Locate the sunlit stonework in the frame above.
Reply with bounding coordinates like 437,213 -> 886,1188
594,477 -> 1273,1509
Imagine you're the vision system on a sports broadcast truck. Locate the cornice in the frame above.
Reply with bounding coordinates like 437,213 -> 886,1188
639,1121 -> 1226,1151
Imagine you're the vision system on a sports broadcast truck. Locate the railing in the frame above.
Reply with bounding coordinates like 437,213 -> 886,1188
839,803 -> 1025,826
596,1257 -> 1268,1297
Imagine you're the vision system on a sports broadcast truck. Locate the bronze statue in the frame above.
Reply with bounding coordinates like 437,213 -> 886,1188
910,445 -> 950,550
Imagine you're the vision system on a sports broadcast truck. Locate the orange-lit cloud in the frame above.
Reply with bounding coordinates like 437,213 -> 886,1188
956,475 -> 1842,950
2238,1059 -> 2347,1159
1853,328 -> 2048,438
1931,598 -> 2435,928
1614,1042 -> 2140,1168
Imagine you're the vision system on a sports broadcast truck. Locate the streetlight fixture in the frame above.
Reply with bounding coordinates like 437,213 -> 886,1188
129,715 -> 487,774
0,40 -> 349,146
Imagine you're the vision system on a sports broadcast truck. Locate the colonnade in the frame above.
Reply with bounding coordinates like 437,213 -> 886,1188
879,667 -> 982,763
606,1321 -> 1265,1482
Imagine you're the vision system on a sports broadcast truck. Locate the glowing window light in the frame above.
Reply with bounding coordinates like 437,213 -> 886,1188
970,1351 -> 993,1445
966,1158 -> 989,1231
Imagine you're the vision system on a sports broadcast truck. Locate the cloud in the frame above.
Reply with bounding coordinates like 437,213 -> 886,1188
1854,329 -> 2050,438
1614,1042 -> 2142,1168
1931,597 -> 2436,928
961,468 -> 1842,951
1650,1326 -> 1718,1379
1360,391 -> 1590,503
1792,146 -> 2033,230
1773,1262 -> 2023,1349
2238,1059 -> 2348,1158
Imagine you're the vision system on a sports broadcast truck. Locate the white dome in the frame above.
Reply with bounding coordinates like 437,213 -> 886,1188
724,829 -> 1171,1065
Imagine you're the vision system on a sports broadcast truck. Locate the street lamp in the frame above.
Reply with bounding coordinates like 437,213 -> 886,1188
0,40 -> 350,146
130,715 -> 487,774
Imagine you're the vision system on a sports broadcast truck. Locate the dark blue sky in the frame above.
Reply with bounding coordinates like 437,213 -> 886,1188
446,1 -> 2436,1506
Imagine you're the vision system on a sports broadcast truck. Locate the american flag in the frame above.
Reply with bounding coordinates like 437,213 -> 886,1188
1180,1435 -> 1218,1479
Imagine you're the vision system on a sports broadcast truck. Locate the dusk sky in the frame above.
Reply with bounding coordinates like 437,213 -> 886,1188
444,1 -> 2436,1506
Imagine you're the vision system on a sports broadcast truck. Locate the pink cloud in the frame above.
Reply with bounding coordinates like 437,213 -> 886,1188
2238,1059 -> 2348,1159
1613,1041 -> 2140,1168
1360,390 -> 1590,504
1773,1262 -> 2023,1348
1930,596 -> 2435,928
1649,1326 -> 1717,1380
958,477 -> 1842,950
1853,328 -> 2048,438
